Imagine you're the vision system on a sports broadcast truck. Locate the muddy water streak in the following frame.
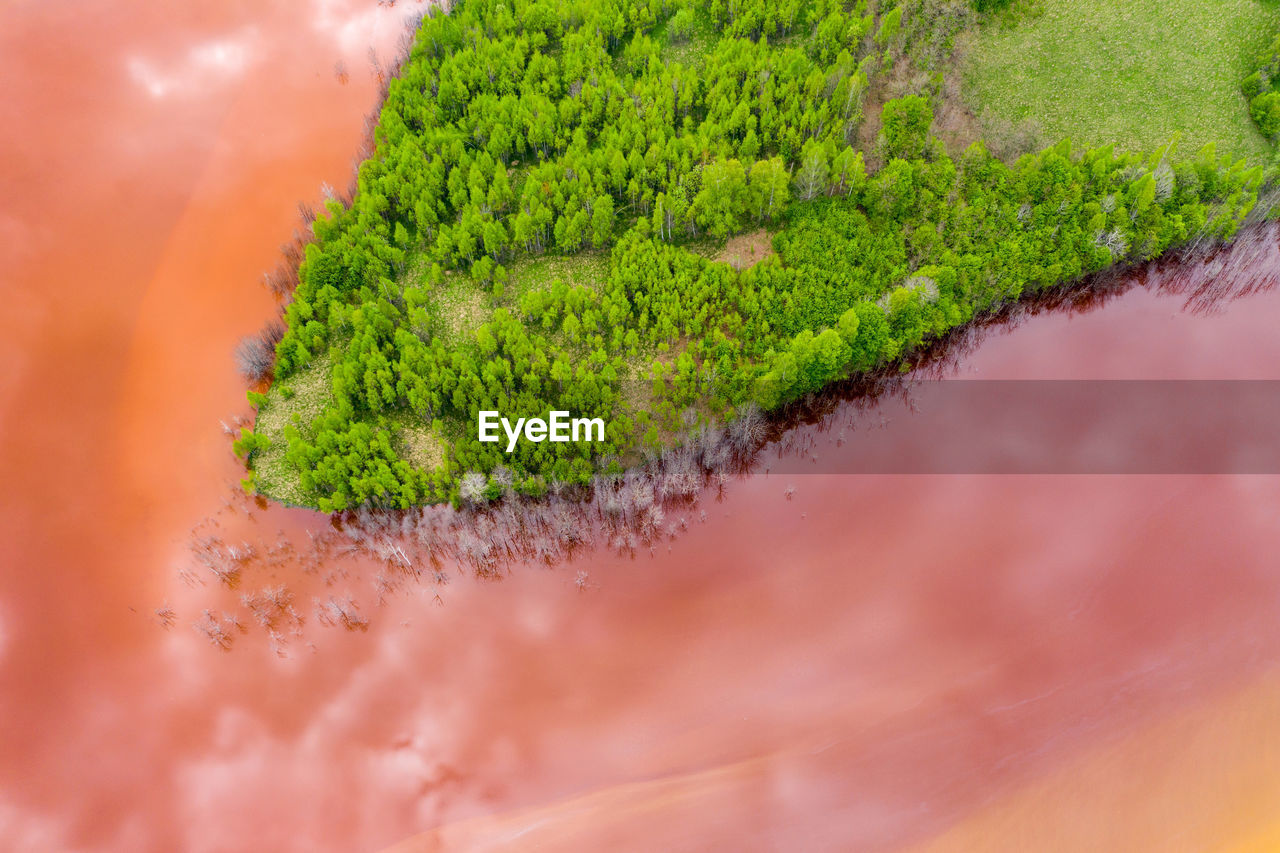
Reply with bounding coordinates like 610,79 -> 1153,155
4,3 -> 1280,851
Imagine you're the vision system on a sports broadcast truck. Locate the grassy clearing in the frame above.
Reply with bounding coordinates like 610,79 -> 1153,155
963,0 -> 1279,162
653,7 -> 717,69
715,228 -> 777,270
422,273 -> 489,343
506,250 -> 609,300
252,353 -> 334,506
389,414 -> 448,474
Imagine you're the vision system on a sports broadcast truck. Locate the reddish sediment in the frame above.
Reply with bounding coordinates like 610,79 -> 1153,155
4,2 -> 1280,850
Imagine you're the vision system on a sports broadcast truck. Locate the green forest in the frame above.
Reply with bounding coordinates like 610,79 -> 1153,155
237,0 -> 1276,511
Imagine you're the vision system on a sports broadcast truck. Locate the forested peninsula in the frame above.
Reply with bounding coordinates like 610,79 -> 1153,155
237,0 -> 1277,511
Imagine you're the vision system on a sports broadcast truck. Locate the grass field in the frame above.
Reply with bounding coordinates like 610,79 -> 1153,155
963,0 -> 1279,162
250,353 -> 334,507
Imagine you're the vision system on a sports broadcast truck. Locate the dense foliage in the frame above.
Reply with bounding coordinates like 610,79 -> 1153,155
1244,33 -> 1280,140
244,0 -> 1268,511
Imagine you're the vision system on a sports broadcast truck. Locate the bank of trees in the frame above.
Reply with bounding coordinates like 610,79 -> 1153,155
1244,33 -> 1280,140
248,0 -> 1269,511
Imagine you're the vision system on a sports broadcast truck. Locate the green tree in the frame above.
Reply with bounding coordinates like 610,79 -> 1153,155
880,95 -> 933,160
748,157 -> 791,222
591,194 -> 616,246
693,159 -> 749,237
793,141 -> 830,200
1250,92 -> 1280,139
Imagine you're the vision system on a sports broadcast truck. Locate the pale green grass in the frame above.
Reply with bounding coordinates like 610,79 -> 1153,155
964,0 -> 1279,162
386,413 -> 448,475
506,250 -> 609,300
251,353 -> 334,506
653,7 -> 717,69
412,273 -> 489,344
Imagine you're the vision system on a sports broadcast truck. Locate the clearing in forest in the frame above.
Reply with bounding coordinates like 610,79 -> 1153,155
963,0 -> 1279,161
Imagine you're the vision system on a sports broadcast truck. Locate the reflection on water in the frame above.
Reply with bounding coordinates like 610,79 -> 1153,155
167,223 -> 1280,657
5,2 -> 1280,851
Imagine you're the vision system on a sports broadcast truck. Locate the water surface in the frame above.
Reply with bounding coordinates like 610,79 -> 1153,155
3,3 -> 1280,850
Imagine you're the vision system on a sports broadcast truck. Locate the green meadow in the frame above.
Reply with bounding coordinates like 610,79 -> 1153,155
964,0 -> 1280,162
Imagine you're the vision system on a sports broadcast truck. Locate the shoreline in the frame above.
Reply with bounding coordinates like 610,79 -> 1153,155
239,1 -> 1278,513
201,220 -> 1280,590
246,214 -> 1279,517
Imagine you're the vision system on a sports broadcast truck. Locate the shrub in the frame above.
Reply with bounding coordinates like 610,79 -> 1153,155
1251,92 -> 1280,140
880,95 -> 934,160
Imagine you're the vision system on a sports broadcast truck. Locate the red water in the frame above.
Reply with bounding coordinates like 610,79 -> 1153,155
5,3 -> 1280,851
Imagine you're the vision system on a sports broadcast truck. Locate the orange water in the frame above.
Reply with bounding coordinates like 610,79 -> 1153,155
4,3 -> 1280,850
